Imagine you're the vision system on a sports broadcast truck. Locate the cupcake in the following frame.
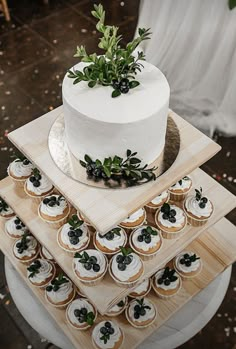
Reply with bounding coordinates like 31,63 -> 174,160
73,249 -> 108,286
145,190 -> 169,211
168,176 -> 192,202
45,273 -> 75,308
129,225 -> 162,260
13,234 -> 39,264
129,278 -> 151,299
184,187 -> 213,227
174,251 -> 202,279
40,246 -> 55,262
77,211 -> 96,233
92,321 -> 124,349
38,194 -> 70,229
24,169 -> 54,203
109,247 -> 144,288
94,227 -> 127,255
7,156 -> 33,188
155,203 -> 187,239
27,258 -> 56,288
104,298 -> 128,317
126,298 -> 157,328
119,208 -> 146,232
57,214 -> 90,254
0,198 -> 15,219
5,216 -> 28,239
66,298 -> 97,330
152,266 -> 182,298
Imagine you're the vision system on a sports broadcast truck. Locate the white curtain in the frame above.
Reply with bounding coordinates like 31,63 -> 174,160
136,0 -> 236,137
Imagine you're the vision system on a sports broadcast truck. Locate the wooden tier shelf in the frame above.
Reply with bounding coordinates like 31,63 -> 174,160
8,106 -> 221,233
0,168 -> 235,314
1,217 -> 236,349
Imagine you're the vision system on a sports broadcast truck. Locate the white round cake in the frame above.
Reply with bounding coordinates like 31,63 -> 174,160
62,60 -> 170,164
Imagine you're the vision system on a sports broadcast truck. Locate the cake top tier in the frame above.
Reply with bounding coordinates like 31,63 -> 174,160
62,60 -> 170,124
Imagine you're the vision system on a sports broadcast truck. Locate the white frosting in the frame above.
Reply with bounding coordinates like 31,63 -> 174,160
14,236 -> 38,258
154,269 -> 179,290
26,174 -> 53,196
131,279 -> 150,295
5,216 -> 27,237
131,226 -> 160,252
0,205 -> 14,217
95,228 -> 126,251
60,223 -> 88,249
175,251 -> 201,273
92,321 -> 122,349
111,253 -> 142,282
185,196 -> 213,218
150,190 -> 169,205
122,208 -> 144,224
63,61 -> 170,164
40,195 -> 68,217
27,259 -> 54,283
158,205 -> 185,228
73,249 -> 107,278
108,298 -> 126,313
67,298 -> 94,325
8,159 -> 33,178
46,276 -> 73,303
170,176 -> 192,191
128,298 -> 156,323
41,246 -> 54,260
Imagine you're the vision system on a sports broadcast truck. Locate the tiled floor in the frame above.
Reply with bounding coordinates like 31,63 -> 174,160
0,1 -> 235,348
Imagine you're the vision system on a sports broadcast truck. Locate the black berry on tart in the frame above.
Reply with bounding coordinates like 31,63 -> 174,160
27,258 -> 56,288
24,168 -> 54,202
94,226 -> 127,255
45,273 -> 75,307
152,266 -> 182,298
126,297 -> 157,328
92,320 -> 124,349
38,194 -> 70,228
66,297 -> 97,330
5,215 -> 28,239
174,251 -> 202,279
0,197 -> 15,219
13,233 -> 39,264
168,175 -> 192,201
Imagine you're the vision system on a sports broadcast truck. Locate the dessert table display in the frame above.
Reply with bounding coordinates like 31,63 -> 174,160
0,4 -> 236,349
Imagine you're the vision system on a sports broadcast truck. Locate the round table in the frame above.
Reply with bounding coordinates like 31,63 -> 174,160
5,258 -> 231,349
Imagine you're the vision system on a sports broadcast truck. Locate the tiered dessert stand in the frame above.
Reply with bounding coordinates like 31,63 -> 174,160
0,106 -> 235,349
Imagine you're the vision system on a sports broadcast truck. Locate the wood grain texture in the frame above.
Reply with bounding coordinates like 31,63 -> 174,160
0,168 -> 235,314
7,106 -> 221,233
0,217 -> 235,349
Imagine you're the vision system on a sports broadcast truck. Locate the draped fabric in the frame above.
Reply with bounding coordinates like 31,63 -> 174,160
135,0 -> 236,136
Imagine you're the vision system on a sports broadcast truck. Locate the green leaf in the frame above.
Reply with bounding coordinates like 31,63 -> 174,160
84,154 -> 92,164
79,160 -> 86,168
83,251 -> 89,260
88,81 -> 96,88
103,166 -> 111,178
129,80 -> 140,89
112,89 -> 121,98
127,149 -> 132,157
229,0 -> 236,9
130,157 -> 141,164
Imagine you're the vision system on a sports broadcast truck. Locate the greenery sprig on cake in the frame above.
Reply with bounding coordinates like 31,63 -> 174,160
68,4 -> 151,97
0,197 -> 9,213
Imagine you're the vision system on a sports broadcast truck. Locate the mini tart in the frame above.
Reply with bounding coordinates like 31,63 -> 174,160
40,245 -> 55,262
13,235 -> 40,264
119,208 -> 146,231
93,227 -> 127,255
152,267 -> 182,299
73,249 -> 108,286
0,198 -> 15,219
92,320 -> 124,349
104,297 -> 128,317
155,204 -> 187,239
57,221 -> 90,254
129,225 -> 162,260
129,278 -> 151,299
126,298 -> 157,328
8,158 -> 33,187
145,190 -> 169,210
184,195 -> 213,227
24,172 -> 54,202
27,258 -> 56,288
5,216 -> 28,239
109,252 -> 144,288
174,251 -> 202,279
77,211 -> 96,232
168,176 -> 192,201
66,298 -> 97,330
38,194 -> 70,228
45,275 -> 75,308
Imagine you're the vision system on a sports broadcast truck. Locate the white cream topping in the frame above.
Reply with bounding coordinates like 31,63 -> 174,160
154,269 -> 179,290
185,196 -> 213,218
128,298 -> 156,323
170,176 -> 192,191
74,249 -> 107,278
40,195 -> 68,217
8,159 -> 33,178
150,191 -> 169,205
60,223 -> 88,249
175,251 -> 201,273
132,226 -> 160,252
158,205 -> 185,228
108,298 -> 126,313
26,174 -> 53,196
0,205 -> 14,216
46,277 -> 73,303
96,228 -> 126,251
41,246 -> 54,260
92,321 -> 121,349
14,236 -> 38,258
27,259 -> 54,283
122,208 -> 144,224
131,278 -> 150,295
111,253 -> 142,282
67,298 -> 94,325
5,216 -> 27,237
